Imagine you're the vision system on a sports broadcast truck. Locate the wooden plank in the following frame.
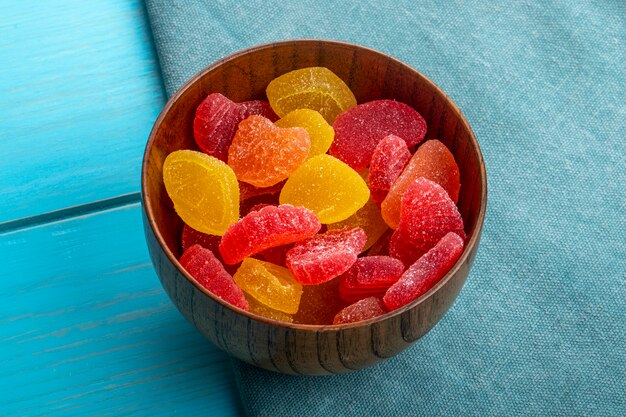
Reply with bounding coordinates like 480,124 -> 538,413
0,0 -> 165,223
0,204 -> 242,416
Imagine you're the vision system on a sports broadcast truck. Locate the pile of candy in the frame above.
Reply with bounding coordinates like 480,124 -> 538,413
163,66 -> 466,325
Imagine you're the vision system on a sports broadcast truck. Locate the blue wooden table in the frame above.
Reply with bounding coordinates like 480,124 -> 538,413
0,2 -> 242,415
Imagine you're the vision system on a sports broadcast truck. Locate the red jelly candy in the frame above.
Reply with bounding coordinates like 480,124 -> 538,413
382,139 -> 460,229
333,297 -> 386,324
338,256 -> 405,303
219,204 -> 321,265
384,232 -> 464,311
329,100 -> 426,171
179,244 -> 249,310
285,227 -> 367,285
193,93 -> 247,161
389,178 -> 466,266
240,100 -> 279,122
368,134 -> 411,203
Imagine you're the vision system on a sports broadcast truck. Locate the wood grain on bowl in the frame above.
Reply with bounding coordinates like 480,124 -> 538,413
142,40 -> 487,375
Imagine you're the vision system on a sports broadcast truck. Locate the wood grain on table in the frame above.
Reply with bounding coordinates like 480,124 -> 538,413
0,1 -> 242,415
0,0 -> 165,224
0,204 -> 242,416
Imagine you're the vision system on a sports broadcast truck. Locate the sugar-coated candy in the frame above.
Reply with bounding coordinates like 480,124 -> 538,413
286,227 -> 367,285
329,100 -> 427,171
389,178 -> 465,266
293,278 -> 347,325
327,199 -> 388,252
180,244 -> 249,310
384,232 -> 464,310
266,67 -> 356,123
245,294 -> 293,323
163,150 -> 239,235
369,134 -> 411,203
338,256 -> 404,303
366,229 -> 393,257
228,115 -> 310,187
382,140 -> 460,228
193,93 -> 247,161
219,204 -> 321,265
279,154 -> 369,224
275,109 -> 335,158
240,100 -> 279,121
333,297 -> 386,325
233,258 -> 302,314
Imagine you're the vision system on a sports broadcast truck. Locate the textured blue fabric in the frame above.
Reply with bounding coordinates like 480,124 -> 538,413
145,1 -> 626,415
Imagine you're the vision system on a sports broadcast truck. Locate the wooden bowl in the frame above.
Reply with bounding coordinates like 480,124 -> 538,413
142,40 -> 487,375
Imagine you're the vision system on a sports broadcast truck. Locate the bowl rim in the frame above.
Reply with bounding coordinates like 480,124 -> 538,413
142,38 -> 487,332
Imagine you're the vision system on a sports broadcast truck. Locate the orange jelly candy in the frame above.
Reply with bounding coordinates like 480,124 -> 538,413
382,140 -> 460,229
228,115 -> 310,187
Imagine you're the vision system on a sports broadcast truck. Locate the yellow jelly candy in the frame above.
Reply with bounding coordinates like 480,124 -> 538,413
245,294 -> 293,323
279,154 -> 369,224
233,258 -> 302,314
275,109 -> 334,158
266,67 -> 357,123
327,199 -> 388,252
163,150 -> 239,235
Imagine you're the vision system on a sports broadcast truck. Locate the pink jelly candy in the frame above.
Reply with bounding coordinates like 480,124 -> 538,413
368,134 -> 411,203
333,297 -> 386,324
286,227 -> 367,285
389,178 -> 465,266
338,256 -> 405,303
193,93 -> 247,161
384,232 -> 464,310
329,100 -> 426,171
240,100 -> 279,122
179,244 -> 249,310
219,204 -> 321,265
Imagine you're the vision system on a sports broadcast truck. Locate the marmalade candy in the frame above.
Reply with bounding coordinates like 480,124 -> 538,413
382,139 -> 460,228
180,244 -> 249,310
389,178 -> 465,266
219,204 -> 321,265
384,232 -> 464,311
286,227 -> 367,285
163,150 -> 239,235
369,134 -> 411,204
329,100 -> 426,171
233,258 -> 302,314
333,297 -> 386,325
228,115 -> 310,187
279,154 -> 369,224
266,67 -> 356,123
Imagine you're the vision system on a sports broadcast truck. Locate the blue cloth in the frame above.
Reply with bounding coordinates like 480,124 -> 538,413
145,1 -> 626,415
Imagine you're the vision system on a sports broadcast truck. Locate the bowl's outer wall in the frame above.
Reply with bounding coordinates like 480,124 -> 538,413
142,40 -> 486,375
